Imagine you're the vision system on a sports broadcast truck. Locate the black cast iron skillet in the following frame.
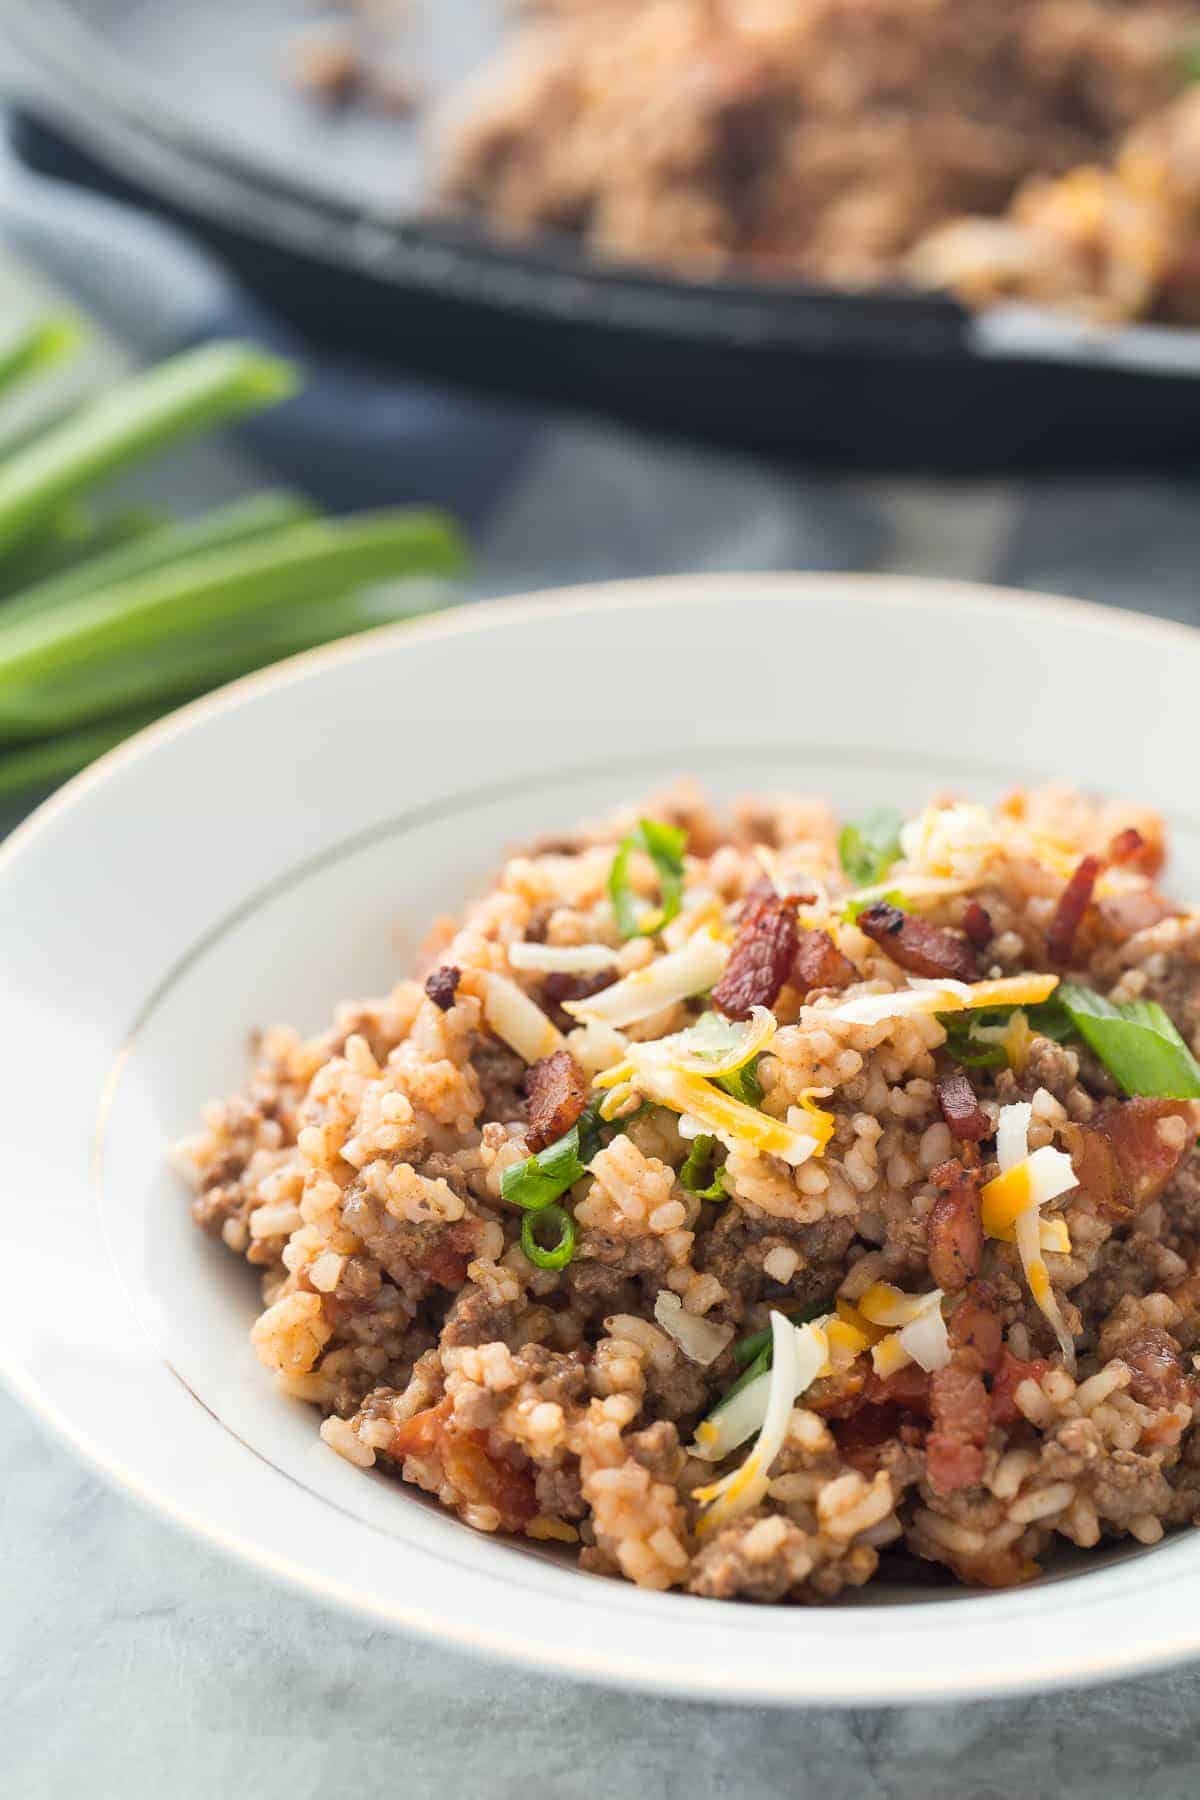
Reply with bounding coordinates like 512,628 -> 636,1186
6,0 -> 1200,468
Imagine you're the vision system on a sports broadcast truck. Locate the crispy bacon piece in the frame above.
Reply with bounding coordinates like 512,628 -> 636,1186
948,1282 -> 1004,1374
418,1219 -> 481,1289
1064,1098 -> 1196,1223
1108,827 -> 1147,867
424,964 -> 461,1011
1045,853 -> 1102,965
926,1158 -> 984,1291
926,1364 -> 991,1495
791,926 -> 858,996
390,1399 -> 538,1531
524,1049 -> 588,1153
961,901 -> 994,950
990,1346 -> 1048,1426
856,901 -> 978,982
712,888 -> 799,1019
1106,823 -> 1165,877
936,1072 -> 991,1144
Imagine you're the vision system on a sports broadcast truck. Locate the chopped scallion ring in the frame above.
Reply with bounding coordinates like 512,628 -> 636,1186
678,1133 -> 727,1200
521,1204 -> 576,1270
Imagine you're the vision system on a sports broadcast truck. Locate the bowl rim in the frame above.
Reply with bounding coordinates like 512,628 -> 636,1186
5,570 -> 1200,1708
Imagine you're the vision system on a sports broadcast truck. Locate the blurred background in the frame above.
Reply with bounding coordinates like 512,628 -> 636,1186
3,1 -> 1200,830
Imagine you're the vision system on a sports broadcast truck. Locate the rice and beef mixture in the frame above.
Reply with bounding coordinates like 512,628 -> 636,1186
176,783 -> 1200,1600
439,0 -> 1200,324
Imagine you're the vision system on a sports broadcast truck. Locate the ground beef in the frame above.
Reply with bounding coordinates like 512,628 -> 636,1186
440,1283 -> 522,1349
994,1035 -> 1083,1109
535,1463 -> 586,1520
470,1040 -> 529,1123
339,1184 -> 483,1294
441,0 -> 1194,309
627,1420 -> 685,1482
1164,1147 -> 1200,1237
699,1211 -> 855,1313
1140,928 -> 1200,1046
687,1513 -> 821,1602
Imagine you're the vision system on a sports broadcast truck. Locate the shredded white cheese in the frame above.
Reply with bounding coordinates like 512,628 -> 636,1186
693,1313 -> 825,1534
507,942 -> 616,975
653,1291 -> 733,1367
482,973 -> 564,1064
982,1103 -> 1079,1373
563,929 -> 728,1029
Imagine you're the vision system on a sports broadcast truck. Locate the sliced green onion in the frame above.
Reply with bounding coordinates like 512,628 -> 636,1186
937,1009 -> 1012,1070
937,998 -> 1074,1069
710,1344 -> 770,1414
1057,981 -> 1200,1099
0,491 -> 313,622
608,817 -> 687,939
0,704 -> 165,803
679,1133 -> 727,1200
732,1301 -> 826,1370
0,314 -> 81,402
838,806 -> 904,888
501,1124 -> 587,1211
19,587 -> 436,730
500,1096 -> 641,1213
715,1055 -> 763,1108
0,341 -> 297,559
0,509 -> 466,737
0,503 -> 167,598
521,1204 -> 576,1269
574,1097 -> 610,1163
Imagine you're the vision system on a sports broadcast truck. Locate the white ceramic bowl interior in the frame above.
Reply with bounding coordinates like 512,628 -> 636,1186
3,575 -> 1200,1705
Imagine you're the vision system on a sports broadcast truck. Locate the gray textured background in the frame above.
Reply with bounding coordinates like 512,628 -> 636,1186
7,144 -> 1200,1800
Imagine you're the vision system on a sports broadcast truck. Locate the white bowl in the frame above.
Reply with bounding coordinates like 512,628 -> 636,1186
3,573 -> 1200,1707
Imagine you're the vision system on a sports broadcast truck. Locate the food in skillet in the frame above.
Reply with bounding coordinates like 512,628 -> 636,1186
177,784 -> 1200,1599
438,0 -> 1200,325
